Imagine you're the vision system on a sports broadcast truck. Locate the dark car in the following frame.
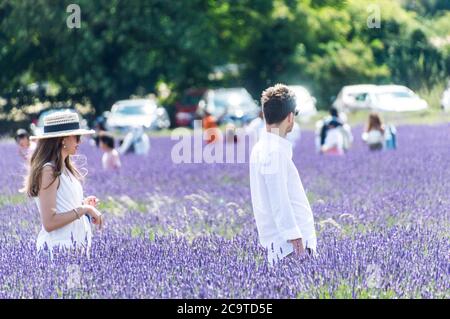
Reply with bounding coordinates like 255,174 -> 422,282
200,88 -> 260,126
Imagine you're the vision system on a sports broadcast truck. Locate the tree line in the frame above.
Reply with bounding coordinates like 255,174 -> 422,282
0,0 -> 449,122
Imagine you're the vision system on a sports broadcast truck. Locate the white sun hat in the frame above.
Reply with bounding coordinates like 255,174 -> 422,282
30,111 -> 95,140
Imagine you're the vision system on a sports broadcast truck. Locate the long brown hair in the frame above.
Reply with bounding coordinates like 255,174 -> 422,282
366,113 -> 384,134
22,137 -> 83,197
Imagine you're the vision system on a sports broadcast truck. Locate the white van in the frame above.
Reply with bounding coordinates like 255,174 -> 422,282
333,84 -> 428,112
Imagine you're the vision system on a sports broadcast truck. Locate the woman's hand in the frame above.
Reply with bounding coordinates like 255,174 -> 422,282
83,195 -> 99,207
84,205 -> 104,229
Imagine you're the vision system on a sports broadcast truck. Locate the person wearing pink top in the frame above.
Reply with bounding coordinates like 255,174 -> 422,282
99,133 -> 121,170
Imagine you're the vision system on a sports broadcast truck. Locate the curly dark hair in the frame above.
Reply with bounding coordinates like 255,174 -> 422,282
261,84 -> 296,125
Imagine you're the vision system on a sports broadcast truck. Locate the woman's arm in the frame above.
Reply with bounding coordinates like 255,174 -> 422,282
38,166 -> 90,232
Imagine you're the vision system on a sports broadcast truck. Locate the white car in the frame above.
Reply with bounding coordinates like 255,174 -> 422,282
370,85 -> 428,112
333,84 -> 428,112
288,85 -> 318,121
441,87 -> 450,111
105,99 -> 170,134
332,84 -> 377,111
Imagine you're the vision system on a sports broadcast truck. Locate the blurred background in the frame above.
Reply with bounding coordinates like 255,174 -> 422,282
0,0 -> 449,135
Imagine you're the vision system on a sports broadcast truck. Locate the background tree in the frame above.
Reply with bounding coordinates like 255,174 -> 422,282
0,0 -> 448,133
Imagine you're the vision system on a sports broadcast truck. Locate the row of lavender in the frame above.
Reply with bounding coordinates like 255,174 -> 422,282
0,125 -> 448,298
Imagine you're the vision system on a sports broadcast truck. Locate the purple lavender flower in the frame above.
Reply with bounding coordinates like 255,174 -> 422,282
0,125 -> 448,298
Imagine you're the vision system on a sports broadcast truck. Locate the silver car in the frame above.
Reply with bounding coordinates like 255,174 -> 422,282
105,99 -> 170,134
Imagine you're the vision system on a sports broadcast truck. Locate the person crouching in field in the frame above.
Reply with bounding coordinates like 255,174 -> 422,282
249,84 -> 317,265
21,111 -> 103,256
99,133 -> 121,170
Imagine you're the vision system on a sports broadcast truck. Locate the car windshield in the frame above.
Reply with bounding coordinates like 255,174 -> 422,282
213,91 -> 255,112
114,105 -> 150,115
376,91 -> 415,100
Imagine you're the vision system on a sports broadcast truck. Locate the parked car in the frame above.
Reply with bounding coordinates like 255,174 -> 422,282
105,99 -> 170,135
199,88 -> 260,126
30,108 -> 88,136
332,84 -> 377,112
371,85 -> 428,112
288,85 -> 318,121
174,88 -> 208,127
333,84 -> 428,112
441,86 -> 450,111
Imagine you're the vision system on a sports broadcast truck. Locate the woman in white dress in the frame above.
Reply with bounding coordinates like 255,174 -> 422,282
22,111 -> 104,255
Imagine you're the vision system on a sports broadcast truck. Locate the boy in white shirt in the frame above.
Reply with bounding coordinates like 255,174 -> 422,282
249,84 -> 317,265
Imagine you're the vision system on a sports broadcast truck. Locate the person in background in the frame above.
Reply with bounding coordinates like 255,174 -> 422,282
340,114 -> 353,152
91,117 -> 107,148
384,124 -> 397,150
319,108 -> 343,147
362,113 -> 397,151
316,107 -> 353,153
225,123 -> 238,144
202,109 -> 220,144
15,129 -> 36,161
320,120 -> 345,155
246,109 -> 265,143
99,133 -> 121,170
362,113 -> 385,151
249,84 -> 317,265
118,126 -> 150,155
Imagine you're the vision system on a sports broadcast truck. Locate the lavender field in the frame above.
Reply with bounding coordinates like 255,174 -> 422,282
0,125 -> 449,299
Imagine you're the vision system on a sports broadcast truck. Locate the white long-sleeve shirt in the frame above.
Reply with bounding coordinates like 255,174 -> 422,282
249,131 -> 317,264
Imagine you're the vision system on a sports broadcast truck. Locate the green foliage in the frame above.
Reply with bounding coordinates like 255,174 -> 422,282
399,0 -> 450,17
0,0 -> 224,114
417,81 -> 447,109
0,0 -> 448,117
0,193 -> 27,208
306,40 -> 391,105
387,29 -> 447,90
